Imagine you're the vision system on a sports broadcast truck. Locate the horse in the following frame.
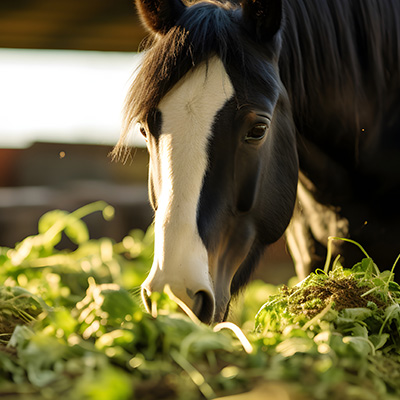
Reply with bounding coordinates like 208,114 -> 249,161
114,0 -> 400,323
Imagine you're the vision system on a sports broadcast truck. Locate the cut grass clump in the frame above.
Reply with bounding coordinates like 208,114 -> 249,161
0,286 -> 44,344
253,241 -> 400,399
280,273 -> 386,319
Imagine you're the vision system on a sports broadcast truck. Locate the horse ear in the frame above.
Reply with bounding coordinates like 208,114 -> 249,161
136,0 -> 187,34
241,0 -> 282,40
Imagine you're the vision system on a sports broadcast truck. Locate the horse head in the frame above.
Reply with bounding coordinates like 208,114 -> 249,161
122,0 -> 298,323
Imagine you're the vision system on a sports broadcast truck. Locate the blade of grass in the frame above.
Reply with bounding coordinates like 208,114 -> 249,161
170,349 -> 216,399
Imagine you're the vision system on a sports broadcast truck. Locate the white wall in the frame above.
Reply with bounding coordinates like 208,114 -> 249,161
0,48 -> 144,148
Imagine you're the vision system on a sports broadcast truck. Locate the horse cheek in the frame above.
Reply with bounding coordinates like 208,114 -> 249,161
259,146 -> 298,244
235,154 -> 261,214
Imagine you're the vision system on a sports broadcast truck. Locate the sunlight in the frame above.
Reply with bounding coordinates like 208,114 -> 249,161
0,49 -> 143,148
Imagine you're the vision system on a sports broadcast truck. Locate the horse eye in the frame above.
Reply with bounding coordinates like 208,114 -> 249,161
139,125 -> 147,140
245,123 -> 269,143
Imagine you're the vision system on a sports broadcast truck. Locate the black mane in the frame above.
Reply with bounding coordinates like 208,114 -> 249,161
116,0 -> 400,154
117,0 -> 281,153
123,2 -> 238,124
280,0 -> 400,128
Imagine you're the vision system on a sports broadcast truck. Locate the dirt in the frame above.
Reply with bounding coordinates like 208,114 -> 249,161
281,277 -> 385,318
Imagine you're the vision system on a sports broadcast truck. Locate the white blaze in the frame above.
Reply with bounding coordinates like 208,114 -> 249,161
142,57 -> 234,309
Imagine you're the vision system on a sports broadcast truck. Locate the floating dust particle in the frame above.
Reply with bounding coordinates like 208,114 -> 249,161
283,277 -> 385,318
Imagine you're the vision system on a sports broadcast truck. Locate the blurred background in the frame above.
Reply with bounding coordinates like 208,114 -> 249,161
0,0 -> 294,283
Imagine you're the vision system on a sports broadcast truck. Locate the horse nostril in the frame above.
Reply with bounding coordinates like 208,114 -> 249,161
192,291 -> 215,324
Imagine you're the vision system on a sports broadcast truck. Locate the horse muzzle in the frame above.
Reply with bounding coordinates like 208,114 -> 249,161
140,268 -> 217,324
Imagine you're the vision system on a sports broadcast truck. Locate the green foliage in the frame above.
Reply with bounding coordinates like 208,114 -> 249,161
255,260 -> 400,399
0,204 -> 400,399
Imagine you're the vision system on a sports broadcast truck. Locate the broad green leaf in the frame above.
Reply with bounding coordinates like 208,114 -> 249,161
369,333 -> 389,350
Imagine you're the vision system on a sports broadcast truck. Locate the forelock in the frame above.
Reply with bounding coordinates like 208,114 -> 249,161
123,2 -> 240,126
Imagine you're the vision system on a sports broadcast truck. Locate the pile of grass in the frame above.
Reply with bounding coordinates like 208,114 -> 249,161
0,203 -> 400,399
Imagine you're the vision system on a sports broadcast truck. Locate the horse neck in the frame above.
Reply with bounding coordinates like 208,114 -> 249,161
278,0 -> 400,126
276,0 -> 400,202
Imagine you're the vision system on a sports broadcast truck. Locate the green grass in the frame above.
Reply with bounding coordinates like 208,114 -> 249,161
1,202 -> 400,399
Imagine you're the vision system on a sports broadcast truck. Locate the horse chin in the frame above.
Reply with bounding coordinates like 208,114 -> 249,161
212,284 -> 232,323
213,302 -> 231,324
